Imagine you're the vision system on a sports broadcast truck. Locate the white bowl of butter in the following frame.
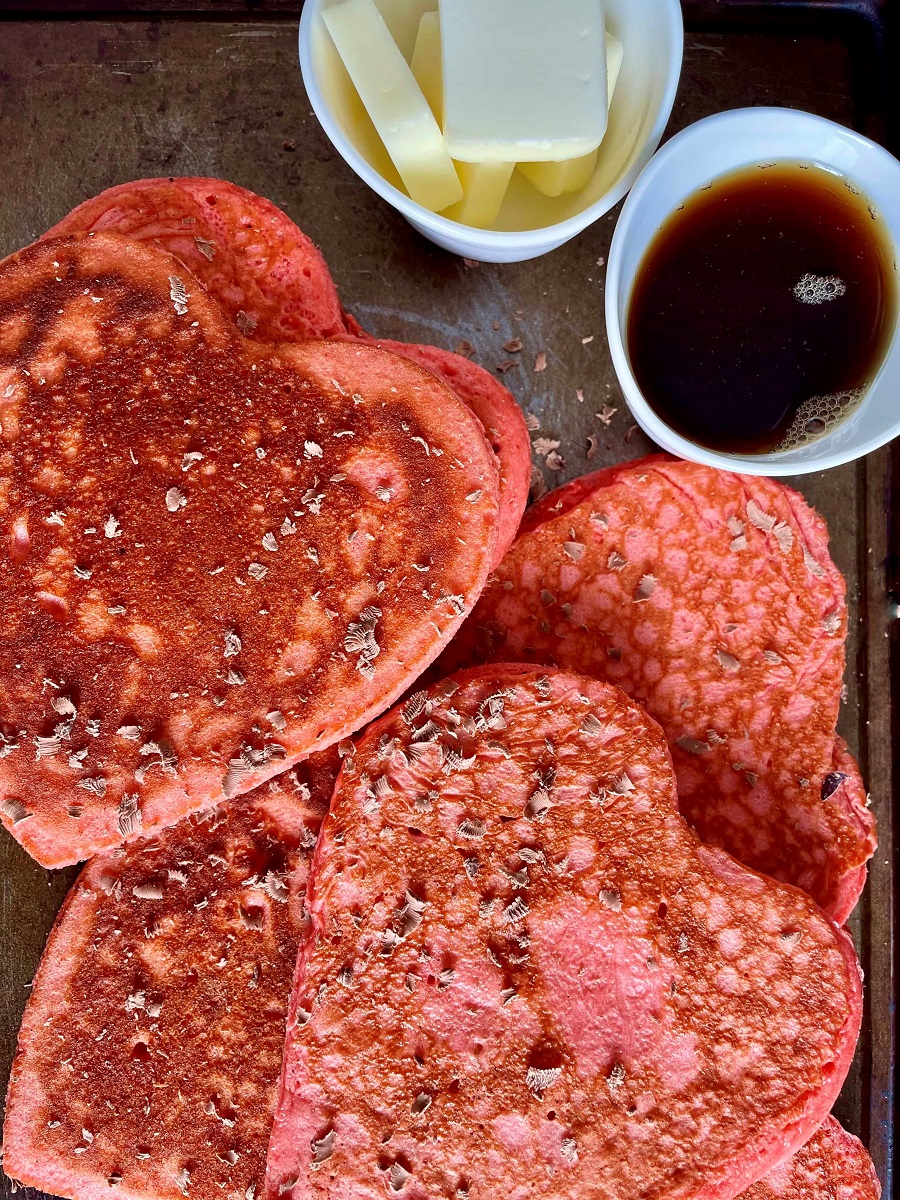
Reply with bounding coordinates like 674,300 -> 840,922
299,0 -> 683,262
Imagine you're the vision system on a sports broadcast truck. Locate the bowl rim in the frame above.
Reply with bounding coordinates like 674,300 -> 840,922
604,105 -> 900,476
298,0 -> 684,248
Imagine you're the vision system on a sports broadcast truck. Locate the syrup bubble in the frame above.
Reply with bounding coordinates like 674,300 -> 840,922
792,273 -> 847,304
777,388 -> 866,451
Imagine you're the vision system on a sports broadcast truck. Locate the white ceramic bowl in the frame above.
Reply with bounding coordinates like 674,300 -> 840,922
299,0 -> 683,262
605,107 -> 900,475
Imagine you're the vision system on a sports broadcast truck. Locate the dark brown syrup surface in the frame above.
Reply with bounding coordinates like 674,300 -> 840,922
627,162 -> 897,453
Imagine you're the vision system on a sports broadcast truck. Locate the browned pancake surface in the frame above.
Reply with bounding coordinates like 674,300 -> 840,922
0,233 -> 497,866
2,752 -> 339,1200
45,178 -> 530,568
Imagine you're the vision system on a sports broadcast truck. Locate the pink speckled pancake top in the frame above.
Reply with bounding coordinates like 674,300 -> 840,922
742,1117 -> 880,1200
266,667 -> 861,1200
442,458 -> 876,920
43,177 -> 349,343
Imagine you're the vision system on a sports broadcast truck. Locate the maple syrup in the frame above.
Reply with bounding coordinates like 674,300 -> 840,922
627,162 -> 897,453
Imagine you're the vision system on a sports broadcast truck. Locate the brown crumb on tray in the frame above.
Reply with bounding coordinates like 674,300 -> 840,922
529,465 -> 548,502
533,351 -> 548,373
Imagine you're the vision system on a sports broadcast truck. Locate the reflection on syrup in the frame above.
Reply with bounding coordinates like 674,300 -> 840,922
627,162 -> 898,454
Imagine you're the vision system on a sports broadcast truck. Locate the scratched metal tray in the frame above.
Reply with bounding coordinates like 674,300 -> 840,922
0,0 -> 895,1196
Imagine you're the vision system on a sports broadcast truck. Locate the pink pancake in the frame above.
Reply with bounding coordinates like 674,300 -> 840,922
442,457 -> 876,921
266,666 -> 862,1200
743,1116 -> 880,1200
45,178 -> 529,565
0,233 -> 498,866
44,176 -> 348,342
3,752 -> 339,1200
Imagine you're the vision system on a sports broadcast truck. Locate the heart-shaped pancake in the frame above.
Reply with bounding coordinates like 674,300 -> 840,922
440,457 -> 875,922
0,233 -> 498,867
743,1117 -> 880,1200
44,178 -> 530,565
42,177 -> 349,344
266,667 -> 861,1200
2,753 -> 338,1200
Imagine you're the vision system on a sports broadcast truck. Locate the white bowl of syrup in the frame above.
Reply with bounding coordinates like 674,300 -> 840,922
605,107 -> 900,475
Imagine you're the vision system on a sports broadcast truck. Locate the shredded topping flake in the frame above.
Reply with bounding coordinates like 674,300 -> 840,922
168,276 -> 189,316
344,606 -> 382,679
527,1066 -> 561,1094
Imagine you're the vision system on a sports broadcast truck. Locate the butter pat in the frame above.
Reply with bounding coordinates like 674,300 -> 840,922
607,29 -> 625,102
322,0 -> 462,212
518,32 -> 624,198
410,11 -> 442,122
412,14 -> 513,228
375,0 -> 436,62
519,148 -> 598,199
443,161 -> 515,228
441,0 -> 608,163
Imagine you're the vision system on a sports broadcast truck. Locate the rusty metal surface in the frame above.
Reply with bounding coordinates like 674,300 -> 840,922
0,13 -> 894,1200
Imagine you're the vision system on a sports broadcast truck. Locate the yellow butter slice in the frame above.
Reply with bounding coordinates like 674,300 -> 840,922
322,0 -> 462,213
441,0 -> 608,163
607,31 -> 625,102
518,148 -> 599,199
412,13 -> 512,228
518,32 -> 624,198
410,11 -> 442,122
374,0 -> 436,63
443,161 -> 516,229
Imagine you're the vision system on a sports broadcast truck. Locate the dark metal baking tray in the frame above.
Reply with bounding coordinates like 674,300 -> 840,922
0,1 -> 895,1196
